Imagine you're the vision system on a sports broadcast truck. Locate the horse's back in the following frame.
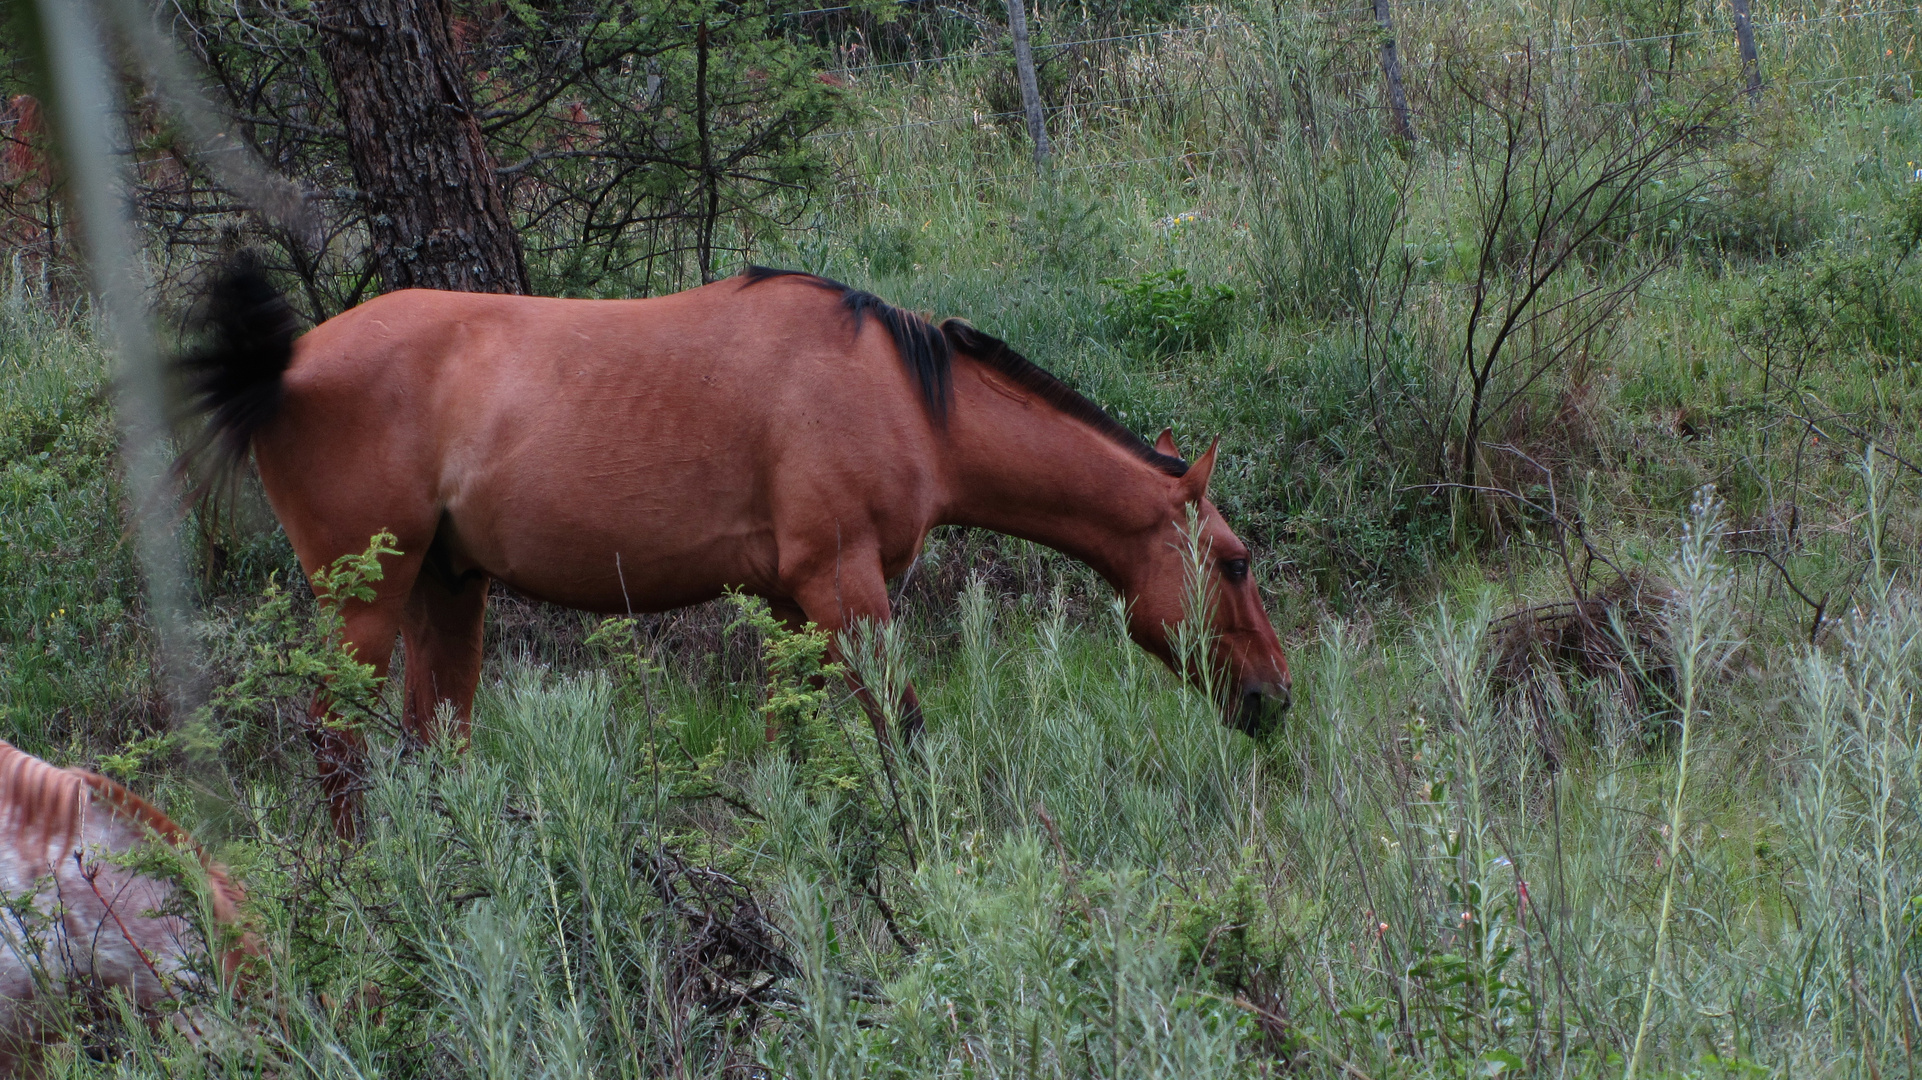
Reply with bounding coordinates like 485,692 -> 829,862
287,277 -> 924,421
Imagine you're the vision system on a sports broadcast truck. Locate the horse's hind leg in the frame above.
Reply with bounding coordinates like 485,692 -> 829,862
312,567 -> 418,839
399,566 -> 491,748
261,452 -> 438,835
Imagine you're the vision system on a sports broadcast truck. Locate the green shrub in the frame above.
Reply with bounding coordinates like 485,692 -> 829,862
1732,244 -> 1922,384
1011,182 -> 1120,273
0,305 -> 145,755
856,221 -> 923,278
1099,268 -> 1238,357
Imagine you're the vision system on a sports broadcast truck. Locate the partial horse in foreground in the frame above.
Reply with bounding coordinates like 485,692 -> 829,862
180,261 -> 1292,834
0,740 -> 249,1073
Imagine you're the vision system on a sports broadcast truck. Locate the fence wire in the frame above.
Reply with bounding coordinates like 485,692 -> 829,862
819,3 -> 1917,144
813,0 -> 1919,199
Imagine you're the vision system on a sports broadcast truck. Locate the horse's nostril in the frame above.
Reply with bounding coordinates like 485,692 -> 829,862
1236,689 -> 1270,735
1232,685 -> 1289,735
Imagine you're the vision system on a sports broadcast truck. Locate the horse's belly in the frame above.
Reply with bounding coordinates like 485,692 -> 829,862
493,553 -> 741,615
450,489 -> 775,614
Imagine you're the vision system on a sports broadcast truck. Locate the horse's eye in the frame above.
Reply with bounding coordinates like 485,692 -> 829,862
1220,558 -> 1249,583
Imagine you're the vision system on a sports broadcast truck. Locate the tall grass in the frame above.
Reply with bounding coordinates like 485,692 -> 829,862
21,478 -> 1902,1076
1779,460 -> 1922,1073
6,0 -> 1922,1074
0,290 -> 153,747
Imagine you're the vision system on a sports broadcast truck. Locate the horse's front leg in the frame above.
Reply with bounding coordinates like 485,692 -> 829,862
837,659 -> 927,751
780,555 -> 924,750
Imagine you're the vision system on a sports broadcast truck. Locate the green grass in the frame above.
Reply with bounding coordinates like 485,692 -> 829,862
0,297 -> 149,752
5,0 -> 1922,1073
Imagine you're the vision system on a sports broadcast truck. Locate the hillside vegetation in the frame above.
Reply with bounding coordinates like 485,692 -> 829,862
3,0 -> 1922,1075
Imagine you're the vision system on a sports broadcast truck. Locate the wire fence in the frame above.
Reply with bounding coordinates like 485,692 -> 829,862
862,146 -> 1239,197
810,2 -> 1454,77
804,0 -> 1922,199
811,87 -> 1205,140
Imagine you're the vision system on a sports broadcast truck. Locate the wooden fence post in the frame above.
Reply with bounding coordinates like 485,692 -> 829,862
1007,0 -> 1052,167
1731,0 -> 1763,100
1375,0 -> 1415,140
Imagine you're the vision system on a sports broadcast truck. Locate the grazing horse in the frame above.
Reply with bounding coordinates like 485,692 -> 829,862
180,260 -> 1291,834
0,739 -> 249,1073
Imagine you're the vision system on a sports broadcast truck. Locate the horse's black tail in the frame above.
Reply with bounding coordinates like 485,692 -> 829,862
175,252 -> 300,483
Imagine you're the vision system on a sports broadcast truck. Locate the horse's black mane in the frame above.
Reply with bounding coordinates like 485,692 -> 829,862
740,266 -> 1189,478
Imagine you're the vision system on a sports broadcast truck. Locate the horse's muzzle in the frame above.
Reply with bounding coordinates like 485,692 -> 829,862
1229,679 -> 1291,736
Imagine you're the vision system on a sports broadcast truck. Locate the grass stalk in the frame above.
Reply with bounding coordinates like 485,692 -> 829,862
1625,490 -> 1730,1080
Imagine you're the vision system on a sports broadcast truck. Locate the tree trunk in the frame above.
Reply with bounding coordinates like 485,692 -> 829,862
695,22 -> 720,283
1007,0 -> 1051,168
316,0 -> 529,295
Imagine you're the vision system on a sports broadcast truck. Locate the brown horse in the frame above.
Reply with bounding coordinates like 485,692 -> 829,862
181,260 -> 1290,833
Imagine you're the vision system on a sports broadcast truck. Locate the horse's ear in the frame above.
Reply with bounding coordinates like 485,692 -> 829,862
1179,438 -> 1219,504
1154,427 -> 1181,457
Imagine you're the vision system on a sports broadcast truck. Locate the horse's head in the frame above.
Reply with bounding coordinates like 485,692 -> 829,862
1118,430 -> 1292,735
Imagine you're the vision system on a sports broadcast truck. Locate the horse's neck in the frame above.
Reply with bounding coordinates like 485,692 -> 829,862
938,371 -> 1170,584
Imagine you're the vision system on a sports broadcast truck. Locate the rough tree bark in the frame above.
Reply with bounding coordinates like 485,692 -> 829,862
316,0 -> 530,295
